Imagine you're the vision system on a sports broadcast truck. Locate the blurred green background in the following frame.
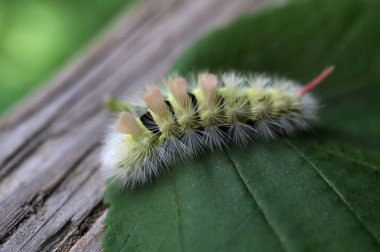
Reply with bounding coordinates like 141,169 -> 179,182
0,0 -> 135,116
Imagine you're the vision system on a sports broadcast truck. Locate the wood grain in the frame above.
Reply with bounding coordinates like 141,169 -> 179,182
0,0 -> 276,250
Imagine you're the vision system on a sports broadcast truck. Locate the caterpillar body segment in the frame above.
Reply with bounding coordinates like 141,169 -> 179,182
102,67 -> 333,188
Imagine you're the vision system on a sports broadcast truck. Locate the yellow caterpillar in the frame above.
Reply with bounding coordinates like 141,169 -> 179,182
102,67 -> 334,188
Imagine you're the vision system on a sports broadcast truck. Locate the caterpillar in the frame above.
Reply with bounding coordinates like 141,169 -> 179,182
101,67 -> 334,188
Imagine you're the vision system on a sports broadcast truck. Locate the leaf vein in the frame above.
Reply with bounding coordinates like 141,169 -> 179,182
315,144 -> 380,173
285,140 -> 380,245
225,151 -> 288,252
170,173 -> 185,252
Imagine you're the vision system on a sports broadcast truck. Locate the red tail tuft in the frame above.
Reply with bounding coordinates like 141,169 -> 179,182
300,66 -> 335,95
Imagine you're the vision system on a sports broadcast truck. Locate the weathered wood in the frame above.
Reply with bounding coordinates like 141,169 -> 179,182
0,0 -> 276,250
69,211 -> 107,252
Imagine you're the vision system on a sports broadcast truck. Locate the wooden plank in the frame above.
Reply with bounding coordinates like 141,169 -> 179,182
0,0 -> 276,250
69,211 -> 107,252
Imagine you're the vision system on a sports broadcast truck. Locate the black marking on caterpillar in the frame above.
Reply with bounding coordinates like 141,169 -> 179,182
102,67 -> 334,188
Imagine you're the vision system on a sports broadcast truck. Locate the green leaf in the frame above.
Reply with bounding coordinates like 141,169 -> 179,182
103,0 -> 380,251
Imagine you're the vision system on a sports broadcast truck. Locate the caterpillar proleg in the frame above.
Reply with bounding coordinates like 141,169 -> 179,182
102,67 -> 334,188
